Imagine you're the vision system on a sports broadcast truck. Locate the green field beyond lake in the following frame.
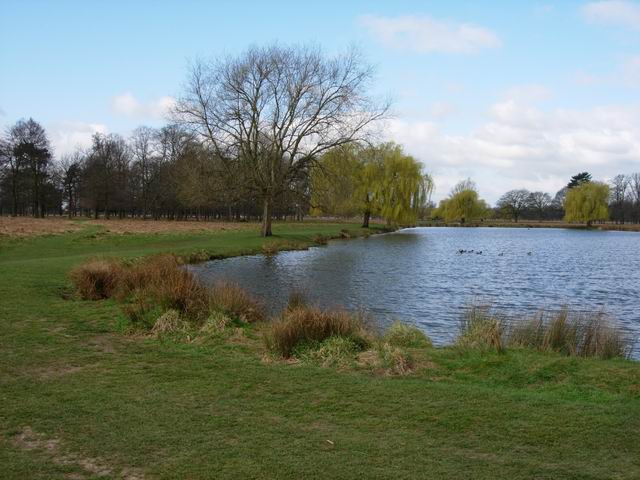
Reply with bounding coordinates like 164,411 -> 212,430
1,221 -> 639,479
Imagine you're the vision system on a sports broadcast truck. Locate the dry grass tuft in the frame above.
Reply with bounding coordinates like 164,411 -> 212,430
286,288 -> 309,311
268,306 -> 371,358
377,343 -> 415,375
151,309 -> 189,336
508,308 -> 631,359
457,304 -> 505,353
384,321 -> 432,348
69,259 -> 124,300
209,281 -> 264,323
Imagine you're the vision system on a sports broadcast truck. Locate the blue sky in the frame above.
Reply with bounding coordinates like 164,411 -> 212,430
1,0 -> 639,202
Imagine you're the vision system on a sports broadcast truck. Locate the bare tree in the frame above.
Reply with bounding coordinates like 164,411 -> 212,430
174,44 -> 388,236
497,189 -> 530,222
59,150 -> 84,218
526,191 -> 552,219
629,173 -> 640,206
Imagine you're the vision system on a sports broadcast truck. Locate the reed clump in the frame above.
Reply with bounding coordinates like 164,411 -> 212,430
69,258 -> 124,300
384,321 -> 432,348
508,308 -> 630,359
268,305 -> 372,358
209,281 -> 264,323
456,304 -> 505,353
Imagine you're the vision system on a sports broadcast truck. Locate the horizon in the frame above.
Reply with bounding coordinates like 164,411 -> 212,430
1,0 -> 639,203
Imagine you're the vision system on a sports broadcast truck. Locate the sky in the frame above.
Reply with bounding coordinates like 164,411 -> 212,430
1,0 -> 639,203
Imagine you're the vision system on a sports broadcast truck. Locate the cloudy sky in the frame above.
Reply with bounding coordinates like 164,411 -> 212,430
1,0 -> 639,202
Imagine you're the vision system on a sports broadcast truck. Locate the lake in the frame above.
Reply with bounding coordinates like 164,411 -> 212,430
189,227 -> 640,352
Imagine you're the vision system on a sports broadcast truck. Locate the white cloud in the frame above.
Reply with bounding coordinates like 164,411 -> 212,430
383,93 -> 640,203
359,14 -> 501,54
110,92 -> 176,119
582,1 -> 640,29
48,121 -> 108,156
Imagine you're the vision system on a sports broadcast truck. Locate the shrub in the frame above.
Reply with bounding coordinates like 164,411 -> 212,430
69,258 -> 124,300
209,281 -> 264,323
384,321 -> 432,348
457,304 -> 504,353
269,306 -> 371,358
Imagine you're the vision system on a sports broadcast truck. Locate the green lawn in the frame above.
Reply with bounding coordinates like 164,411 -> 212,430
1,222 -> 639,479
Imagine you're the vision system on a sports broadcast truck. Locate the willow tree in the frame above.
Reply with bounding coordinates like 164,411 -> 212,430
564,181 -> 609,227
311,142 -> 433,227
433,179 -> 488,223
174,44 -> 387,236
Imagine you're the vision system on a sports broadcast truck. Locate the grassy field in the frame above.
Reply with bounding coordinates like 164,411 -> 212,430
1,219 -> 640,479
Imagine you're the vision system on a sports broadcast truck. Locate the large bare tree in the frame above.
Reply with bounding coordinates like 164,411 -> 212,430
173,44 -> 388,236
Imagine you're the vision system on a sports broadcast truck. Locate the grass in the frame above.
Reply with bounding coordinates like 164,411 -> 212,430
1,220 -> 640,479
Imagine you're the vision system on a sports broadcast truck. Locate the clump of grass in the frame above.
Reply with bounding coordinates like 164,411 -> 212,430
457,304 -> 505,353
198,311 -> 232,338
261,242 -> 280,255
286,288 -> 309,311
209,281 -> 264,323
508,308 -> 631,359
339,229 -> 351,239
152,309 -> 189,336
268,305 -> 371,358
295,336 -> 362,368
68,258 -> 124,300
376,343 -> 414,375
312,234 -> 330,245
384,321 -> 432,348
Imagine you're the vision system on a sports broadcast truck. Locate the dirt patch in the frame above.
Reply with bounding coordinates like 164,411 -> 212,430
12,426 -> 145,479
86,219 -> 255,234
0,217 -> 81,237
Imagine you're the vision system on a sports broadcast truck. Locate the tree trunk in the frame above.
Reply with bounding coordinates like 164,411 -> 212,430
362,209 -> 370,228
261,195 -> 273,237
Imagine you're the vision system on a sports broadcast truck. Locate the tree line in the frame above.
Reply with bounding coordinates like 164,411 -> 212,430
1,44 -> 638,232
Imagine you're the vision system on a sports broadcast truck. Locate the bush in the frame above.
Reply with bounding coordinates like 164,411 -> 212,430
384,321 -> 432,348
209,281 -> 264,323
457,304 -> 504,353
269,306 -> 371,358
69,258 -> 124,300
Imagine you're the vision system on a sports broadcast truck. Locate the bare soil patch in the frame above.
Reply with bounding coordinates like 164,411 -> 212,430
12,426 -> 145,479
0,217 -> 81,237
87,218 -> 256,234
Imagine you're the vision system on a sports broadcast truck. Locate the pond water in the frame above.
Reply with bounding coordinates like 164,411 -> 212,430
189,227 -> 640,353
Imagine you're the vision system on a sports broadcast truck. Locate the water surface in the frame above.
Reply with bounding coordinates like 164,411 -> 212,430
189,227 -> 640,351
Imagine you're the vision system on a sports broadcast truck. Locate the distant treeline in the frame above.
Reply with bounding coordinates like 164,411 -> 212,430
0,119 -> 309,221
2,118 -> 640,226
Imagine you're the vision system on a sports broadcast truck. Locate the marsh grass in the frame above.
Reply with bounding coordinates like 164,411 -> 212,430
457,304 -> 505,353
209,281 -> 264,323
268,305 -> 372,358
69,258 -> 124,300
384,321 -> 432,348
509,308 -> 631,359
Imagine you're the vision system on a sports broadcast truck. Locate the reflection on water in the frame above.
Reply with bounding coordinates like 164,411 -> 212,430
188,227 -> 640,352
